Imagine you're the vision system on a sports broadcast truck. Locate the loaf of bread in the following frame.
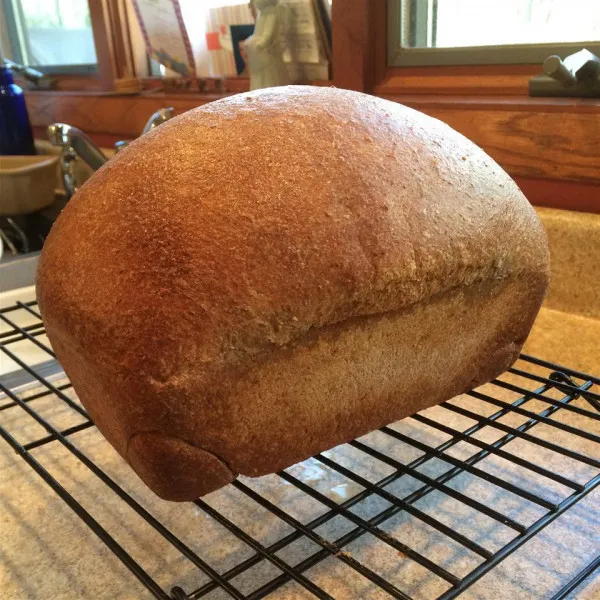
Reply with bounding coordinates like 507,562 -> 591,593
37,86 -> 549,501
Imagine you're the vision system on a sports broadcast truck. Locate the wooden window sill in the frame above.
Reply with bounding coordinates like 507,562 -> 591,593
26,86 -> 600,110
24,87 -> 599,213
375,93 -> 600,113
376,65 -> 540,96
24,88 -> 237,101
375,91 -> 599,213
23,78 -> 332,140
24,89 -> 237,144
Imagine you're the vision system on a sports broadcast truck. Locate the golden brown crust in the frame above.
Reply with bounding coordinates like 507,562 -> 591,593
37,86 -> 549,501
126,432 -> 234,501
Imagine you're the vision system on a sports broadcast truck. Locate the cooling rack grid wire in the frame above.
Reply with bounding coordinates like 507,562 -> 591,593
0,298 -> 599,599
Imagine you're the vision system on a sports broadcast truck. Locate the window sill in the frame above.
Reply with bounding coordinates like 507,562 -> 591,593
24,85 -> 599,212
376,65 -> 540,96
23,78 -> 331,141
375,89 -> 599,213
373,89 -> 599,187
25,89 -> 234,101
24,89 -> 239,144
375,93 -> 600,113
26,88 -> 236,101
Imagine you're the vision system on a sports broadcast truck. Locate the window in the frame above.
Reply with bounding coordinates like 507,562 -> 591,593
2,0 -> 97,73
389,0 -> 600,66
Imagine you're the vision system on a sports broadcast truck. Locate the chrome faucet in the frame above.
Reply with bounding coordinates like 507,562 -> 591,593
142,107 -> 174,134
47,123 -> 107,170
47,123 -> 108,199
114,107 -> 174,154
48,107 -> 174,197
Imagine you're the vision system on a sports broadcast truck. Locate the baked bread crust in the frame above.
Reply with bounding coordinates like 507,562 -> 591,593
37,86 -> 549,500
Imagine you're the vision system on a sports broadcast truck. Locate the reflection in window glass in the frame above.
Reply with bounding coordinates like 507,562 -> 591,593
18,0 -> 96,66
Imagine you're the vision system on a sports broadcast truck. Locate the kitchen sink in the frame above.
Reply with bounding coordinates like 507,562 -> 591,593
0,138 -> 112,266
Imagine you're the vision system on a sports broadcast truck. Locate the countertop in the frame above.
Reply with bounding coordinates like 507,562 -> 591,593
1,208 -> 599,599
1,307 -> 598,600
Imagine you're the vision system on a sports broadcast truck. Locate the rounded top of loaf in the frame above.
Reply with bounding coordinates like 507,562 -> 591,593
37,85 -> 548,384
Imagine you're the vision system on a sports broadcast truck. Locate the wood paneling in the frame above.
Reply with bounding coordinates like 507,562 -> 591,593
29,75 -> 105,91
88,0 -> 117,90
378,94 -> 600,112
381,94 -> 600,184
332,0 -> 387,92
24,78 -> 324,139
421,109 -> 599,183
25,87 -> 600,212
373,0 -> 388,88
377,65 -> 539,96
22,0 -> 599,213
27,90 -> 600,183
514,177 -> 600,214
25,91 -> 226,138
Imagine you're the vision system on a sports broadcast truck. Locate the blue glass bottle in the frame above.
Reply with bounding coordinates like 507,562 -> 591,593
0,65 -> 36,155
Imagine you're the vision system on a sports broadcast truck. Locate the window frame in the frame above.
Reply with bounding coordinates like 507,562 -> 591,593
388,0 -> 600,67
2,0 -> 99,75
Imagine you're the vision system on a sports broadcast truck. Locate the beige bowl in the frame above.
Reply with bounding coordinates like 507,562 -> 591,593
0,155 -> 59,216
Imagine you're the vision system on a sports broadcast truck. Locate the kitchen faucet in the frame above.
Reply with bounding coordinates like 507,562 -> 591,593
47,123 -> 107,199
143,107 -> 175,134
114,107 -> 175,154
48,107 -> 174,198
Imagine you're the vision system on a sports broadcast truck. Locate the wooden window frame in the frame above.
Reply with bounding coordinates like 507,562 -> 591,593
2,0 -> 105,88
388,0 -> 600,68
330,0 -> 600,214
2,0 -> 147,91
332,0 -> 543,96
0,0 -> 98,75
19,0 -> 600,212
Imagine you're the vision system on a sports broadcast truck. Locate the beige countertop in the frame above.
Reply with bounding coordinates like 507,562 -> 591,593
1,207 -> 599,599
0,304 -> 598,600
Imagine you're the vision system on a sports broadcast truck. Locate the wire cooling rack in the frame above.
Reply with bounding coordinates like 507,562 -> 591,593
0,298 -> 599,600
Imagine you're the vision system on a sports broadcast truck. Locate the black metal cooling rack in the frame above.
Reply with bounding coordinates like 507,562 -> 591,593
0,298 -> 599,600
